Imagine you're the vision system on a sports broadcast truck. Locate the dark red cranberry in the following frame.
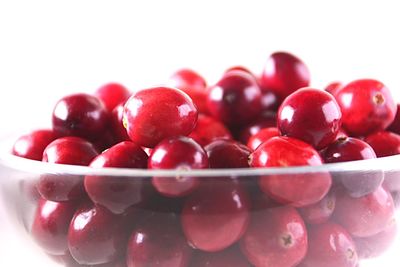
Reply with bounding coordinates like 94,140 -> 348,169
181,182 -> 250,252
324,81 -> 343,96
92,130 -> 119,153
68,203 -> 129,265
388,104 -> 400,134
95,83 -> 131,112
238,111 -> 277,143
52,93 -> 109,141
207,70 -> 262,126
365,131 -> 400,157
247,127 -> 279,150
205,139 -> 251,168
149,136 -> 208,197
298,191 -> 336,225
110,104 -> 131,143
278,88 -> 342,149
38,137 -> 99,201
260,89 -> 281,111
335,79 -> 397,136
250,136 -> 332,207
240,206 -> 307,267
123,86 -> 198,148
12,129 -> 58,161
225,66 -> 254,76
188,114 -> 232,147
191,246 -> 251,267
300,222 -> 358,267
84,141 -> 150,214
31,198 -> 78,255
126,212 -> 192,267
333,186 -> 395,237
260,51 -> 310,100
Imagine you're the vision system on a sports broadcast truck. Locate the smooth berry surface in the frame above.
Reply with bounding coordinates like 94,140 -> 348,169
324,81 -> 343,96
260,89 -> 280,112
388,103 -> 400,134
95,83 -> 131,112
190,246 -> 251,267
238,111 -> 277,143
246,127 -> 279,150
298,191 -> 336,225
12,129 -> 58,161
365,131 -> 400,157
188,114 -> 232,147
205,139 -> 251,168
110,104 -> 131,143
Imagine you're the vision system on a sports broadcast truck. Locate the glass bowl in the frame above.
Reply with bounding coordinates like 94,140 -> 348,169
1,136 -> 400,267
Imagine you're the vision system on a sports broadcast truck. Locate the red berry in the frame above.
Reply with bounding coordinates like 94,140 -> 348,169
250,136 -> 332,207
246,127 -> 279,150
123,86 -> 198,148
205,139 -> 251,168
225,65 -> 254,76
324,81 -> 343,96
188,114 -> 232,147
84,141 -> 150,214
110,104 -> 131,143
260,51 -> 310,100
335,79 -> 397,136
191,246 -> 251,267
12,129 -> 58,161
388,103 -> 400,134
300,222 -> 358,267
365,131 -> 400,157
240,206 -> 308,267
238,111 -> 277,143
298,191 -> 336,225
149,136 -> 208,197
260,89 -> 281,111
278,88 -> 342,149
95,83 -> 131,112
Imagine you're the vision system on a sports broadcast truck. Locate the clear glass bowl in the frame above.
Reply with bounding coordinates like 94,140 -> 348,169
1,137 -> 400,267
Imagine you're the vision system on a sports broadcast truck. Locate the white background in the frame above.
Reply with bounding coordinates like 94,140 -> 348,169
1,0 -> 400,266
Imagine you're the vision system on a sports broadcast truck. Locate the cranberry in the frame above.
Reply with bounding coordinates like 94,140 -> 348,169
260,89 -> 281,111
300,222 -> 358,267
149,136 -> 208,197
94,83 -> 131,112
12,129 -> 58,161
38,137 -> 98,201
298,191 -> 336,225
52,93 -> 109,141
205,139 -> 251,168
110,104 -> 131,143
335,79 -> 397,136
181,181 -> 250,252
207,70 -> 262,126
238,111 -> 277,143
123,86 -> 198,148
191,246 -> 251,267
68,203 -> 129,265
333,186 -> 395,237
324,81 -> 343,96
278,88 -> 342,149
240,206 -> 307,267
247,127 -> 279,150
225,65 -> 254,76
365,131 -> 400,157
388,103 -> 400,134
188,114 -> 232,147
31,198 -> 78,255
260,51 -> 310,100
250,136 -> 332,207
92,130 -> 119,153
84,141 -> 150,214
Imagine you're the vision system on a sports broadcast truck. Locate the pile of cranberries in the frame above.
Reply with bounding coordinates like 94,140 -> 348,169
11,51 -> 400,267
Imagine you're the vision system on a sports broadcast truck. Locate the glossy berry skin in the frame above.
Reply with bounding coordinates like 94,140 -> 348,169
324,81 -> 343,96
333,186 -> 395,237
149,136 -> 208,197
52,93 -> 109,141
181,182 -> 250,252
110,104 -> 131,143
298,191 -> 336,225
365,131 -> 400,157
68,204 -> 129,265
123,86 -> 198,148
260,52 -> 310,100
188,114 -> 232,147
247,127 -> 279,150
300,222 -> 358,267
84,142 -> 150,214
31,198 -> 78,255
205,139 -> 251,168
95,83 -> 131,112
250,136 -> 332,207
388,104 -> 400,134
207,70 -> 262,126
261,90 -> 280,111
335,79 -> 397,136
38,137 -> 99,201
240,206 -> 308,267
238,111 -> 277,143
191,246 -> 251,267
278,88 -> 342,149
12,129 -> 58,161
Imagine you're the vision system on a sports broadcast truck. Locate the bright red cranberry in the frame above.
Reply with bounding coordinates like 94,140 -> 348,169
298,191 -> 336,225
31,198 -> 78,255
12,129 -> 59,161
238,111 -> 277,143
188,114 -> 232,147
123,86 -> 198,148
181,182 -> 250,252
333,186 -> 395,237
205,139 -> 251,168
95,83 -> 131,112
240,206 -> 307,267
207,70 -> 262,126
38,137 -> 99,201
191,246 -> 251,267
278,88 -> 342,149
84,141 -> 150,214
260,51 -> 310,100
52,93 -> 109,141
388,104 -> 400,134
250,136 -> 332,207
110,104 -> 131,143
149,136 -> 208,197
365,131 -> 400,157
300,222 -> 358,267
68,203 -> 129,265
335,79 -> 397,136
247,127 -> 279,150
324,81 -> 343,96
126,212 -> 192,267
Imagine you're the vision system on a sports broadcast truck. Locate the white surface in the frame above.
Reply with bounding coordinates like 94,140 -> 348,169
1,0 -> 400,266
